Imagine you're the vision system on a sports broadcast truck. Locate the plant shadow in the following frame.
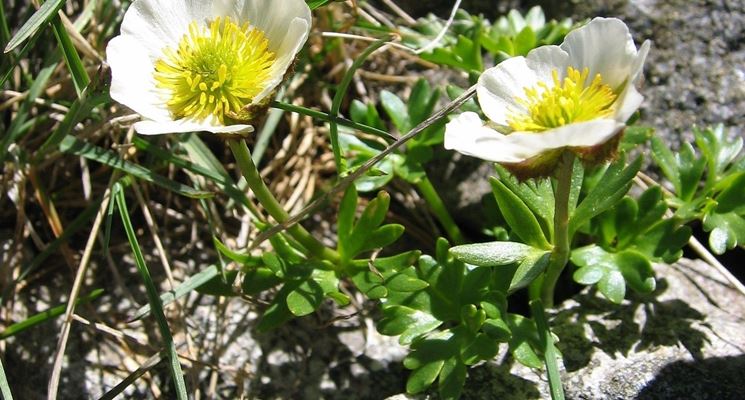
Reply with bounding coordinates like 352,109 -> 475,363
551,278 -> 711,373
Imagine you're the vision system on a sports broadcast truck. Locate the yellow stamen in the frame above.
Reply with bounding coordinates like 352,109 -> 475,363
154,16 -> 276,123
507,67 -> 617,132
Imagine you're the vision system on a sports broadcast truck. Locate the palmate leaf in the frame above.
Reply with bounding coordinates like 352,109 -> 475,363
378,239 -> 543,399
575,186 -> 690,302
571,246 -> 656,304
336,186 -> 404,262
650,125 -> 744,254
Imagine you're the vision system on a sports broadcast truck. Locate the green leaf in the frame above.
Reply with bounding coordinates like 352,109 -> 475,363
286,280 -> 324,316
407,360 -> 445,394
715,172 -> 745,214
130,265 -> 220,321
346,191 -> 392,256
570,156 -> 641,235
508,251 -> 551,292
449,240 -> 541,267
494,164 -> 554,227
115,186 -> 188,398
482,318 -> 511,342
213,237 -> 261,266
378,305 -> 442,345
257,287 -> 295,332
650,137 -> 681,194
677,142 -> 707,202
385,273 -> 429,292
598,270 -> 626,304
620,125 -> 655,152
381,90 -> 411,133
0,289 -> 103,340
337,185 -> 357,246
350,269 -> 387,299
408,79 -> 438,125
357,224 -> 405,254
286,269 -> 339,316
490,177 -> 550,249
305,0 -> 337,10
4,0 -> 66,52
0,356 -> 11,400
571,245 -> 656,303
241,267 -> 282,295
704,212 -> 745,254
615,251 -> 656,294
195,270 -> 238,297
51,16 -> 88,96
438,358 -> 467,400
513,26 -> 537,55
61,136 -> 212,199
506,314 -> 542,369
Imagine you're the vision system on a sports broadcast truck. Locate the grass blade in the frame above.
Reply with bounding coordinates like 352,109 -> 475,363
0,289 -> 104,340
60,135 -> 212,199
4,0 -> 66,53
50,16 -> 89,96
133,136 -> 248,205
328,37 -> 390,173
98,352 -> 163,400
10,197 -> 99,288
114,185 -> 188,399
0,356 -> 12,400
129,265 -> 219,321
37,82 -> 110,156
0,59 -> 56,164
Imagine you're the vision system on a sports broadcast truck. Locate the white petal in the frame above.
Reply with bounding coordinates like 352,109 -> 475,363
445,113 -> 624,163
119,0 -> 211,59
240,0 -> 311,53
238,0 -> 311,104
612,40 -> 649,122
561,17 -> 638,90
445,112 -> 527,163
630,40 -> 651,84
477,46 -> 569,126
524,45 -> 570,81
477,57 -> 539,126
134,118 -> 255,135
107,36 -> 170,120
614,82 -> 644,123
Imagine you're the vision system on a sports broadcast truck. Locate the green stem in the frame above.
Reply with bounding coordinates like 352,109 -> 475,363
415,176 -> 465,245
328,37 -> 391,173
270,101 -> 394,142
228,139 -> 339,263
530,299 -> 565,400
541,152 -> 575,307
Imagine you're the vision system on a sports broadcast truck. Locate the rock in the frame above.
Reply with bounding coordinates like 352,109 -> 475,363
456,258 -> 745,399
547,0 -> 745,145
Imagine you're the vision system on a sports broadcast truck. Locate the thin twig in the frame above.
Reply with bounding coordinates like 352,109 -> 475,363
414,0 -> 462,54
381,0 -> 417,25
47,172 -> 119,400
247,84 -> 477,251
319,31 -> 412,52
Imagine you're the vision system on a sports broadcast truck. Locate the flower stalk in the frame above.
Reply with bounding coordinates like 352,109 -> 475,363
541,151 -> 575,307
228,139 -> 339,263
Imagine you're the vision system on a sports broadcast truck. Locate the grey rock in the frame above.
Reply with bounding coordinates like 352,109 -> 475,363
387,258 -> 745,399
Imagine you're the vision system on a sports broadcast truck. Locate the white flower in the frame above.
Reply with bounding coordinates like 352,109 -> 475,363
106,0 -> 311,135
445,18 -> 650,176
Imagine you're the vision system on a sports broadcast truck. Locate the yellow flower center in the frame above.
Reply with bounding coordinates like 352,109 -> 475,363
153,16 -> 276,123
507,67 -> 617,132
